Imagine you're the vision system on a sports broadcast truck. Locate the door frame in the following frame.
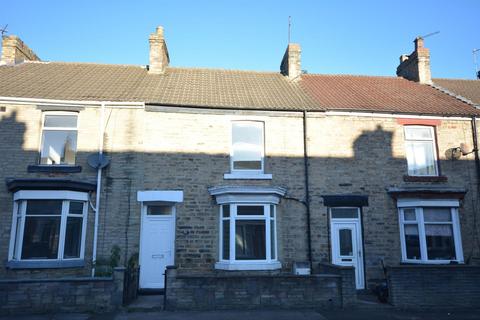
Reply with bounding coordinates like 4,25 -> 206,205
329,207 -> 365,290
138,202 -> 176,289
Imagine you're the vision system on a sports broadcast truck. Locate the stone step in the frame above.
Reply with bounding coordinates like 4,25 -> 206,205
125,294 -> 164,312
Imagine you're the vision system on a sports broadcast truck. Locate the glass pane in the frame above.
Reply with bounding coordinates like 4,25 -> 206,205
270,205 -> 274,218
235,220 -> 266,260
270,219 -> 275,259
222,220 -> 230,260
64,217 -> 83,258
403,209 -> 416,221
40,130 -> 77,165
331,208 -> 358,219
44,115 -> 77,128
22,216 -> 60,259
237,206 -> 264,216
232,121 -> 263,170
69,201 -> 84,215
404,224 -> 421,260
339,229 -> 353,256
424,208 -> 452,222
26,200 -> 62,215
147,205 -> 172,215
222,205 -> 230,218
426,224 -> 456,260
406,141 -> 437,176
404,127 -> 433,140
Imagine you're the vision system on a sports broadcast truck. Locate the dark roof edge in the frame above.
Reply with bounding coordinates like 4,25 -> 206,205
6,178 -> 96,193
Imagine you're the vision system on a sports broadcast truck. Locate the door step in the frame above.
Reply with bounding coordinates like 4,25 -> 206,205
138,288 -> 165,295
125,294 -> 164,312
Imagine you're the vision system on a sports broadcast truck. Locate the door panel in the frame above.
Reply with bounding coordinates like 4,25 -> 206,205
331,221 -> 364,289
139,207 -> 175,289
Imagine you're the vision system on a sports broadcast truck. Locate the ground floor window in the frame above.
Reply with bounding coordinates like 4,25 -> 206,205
220,204 -> 276,263
398,201 -> 463,263
9,190 -> 88,263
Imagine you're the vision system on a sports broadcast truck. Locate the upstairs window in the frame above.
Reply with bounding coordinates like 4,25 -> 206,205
231,121 -> 264,173
40,113 -> 78,165
404,126 -> 438,176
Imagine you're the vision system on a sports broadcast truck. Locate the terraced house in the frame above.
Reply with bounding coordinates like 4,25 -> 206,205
1,27 -> 479,314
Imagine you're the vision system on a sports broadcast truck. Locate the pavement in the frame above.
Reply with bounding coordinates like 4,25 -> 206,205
2,308 -> 480,320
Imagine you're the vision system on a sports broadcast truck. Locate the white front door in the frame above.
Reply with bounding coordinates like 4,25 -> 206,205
330,208 -> 364,289
139,204 -> 175,289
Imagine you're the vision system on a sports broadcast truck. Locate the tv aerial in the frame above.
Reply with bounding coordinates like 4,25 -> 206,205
0,24 -> 8,37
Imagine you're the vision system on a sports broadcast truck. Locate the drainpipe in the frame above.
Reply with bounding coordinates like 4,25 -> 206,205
472,116 -> 480,182
91,101 -> 106,277
303,110 -> 313,266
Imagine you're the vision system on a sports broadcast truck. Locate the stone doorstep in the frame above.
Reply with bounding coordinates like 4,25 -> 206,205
125,295 -> 164,313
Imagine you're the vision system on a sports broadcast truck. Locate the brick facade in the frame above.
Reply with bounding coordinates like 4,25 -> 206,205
1,103 -> 479,292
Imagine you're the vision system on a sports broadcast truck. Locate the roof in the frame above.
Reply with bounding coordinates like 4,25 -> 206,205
0,61 -> 478,116
433,78 -> 480,106
300,74 -> 480,116
0,62 -> 318,110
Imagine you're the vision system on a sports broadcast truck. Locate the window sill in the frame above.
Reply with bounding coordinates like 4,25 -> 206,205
223,173 -> 272,180
400,260 -> 463,265
214,261 -> 281,271
28,165 -> 82,173
6,259 -> 85,269
403,175 -> 447,183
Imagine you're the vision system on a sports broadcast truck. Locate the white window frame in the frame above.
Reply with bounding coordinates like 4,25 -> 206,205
397,199 -> 463,264
217,203 -> 279,270
8,190 -> 88,263
39,111 -> 79,166
225,120 -> 272,180
403,125 -> 439,176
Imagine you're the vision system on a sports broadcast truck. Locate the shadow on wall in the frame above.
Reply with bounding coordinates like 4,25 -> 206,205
0,111 -> 479,281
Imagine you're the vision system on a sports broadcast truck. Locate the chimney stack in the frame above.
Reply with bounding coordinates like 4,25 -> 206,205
396,37 -> 432,84
280,43 -> 301,81
149,26 -> 169,74
1,35 -> 40,65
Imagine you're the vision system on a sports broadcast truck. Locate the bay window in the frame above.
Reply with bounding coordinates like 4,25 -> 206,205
208,185 -> 285,270
219,204 -> 277,268
398,199 -> 463,264
8,190 -> 88,268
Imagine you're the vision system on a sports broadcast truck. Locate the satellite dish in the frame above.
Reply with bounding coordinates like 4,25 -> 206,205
460,143 -> 472,156
87,153 -> 110,169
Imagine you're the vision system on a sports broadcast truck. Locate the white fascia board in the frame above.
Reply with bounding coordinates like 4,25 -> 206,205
397,198 -> 460,208
13,190 -> 88,201
137,190 -> 184,203
0,96 -> 145,108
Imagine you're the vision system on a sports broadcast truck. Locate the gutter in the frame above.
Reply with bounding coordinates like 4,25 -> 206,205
0,96 -> 144,108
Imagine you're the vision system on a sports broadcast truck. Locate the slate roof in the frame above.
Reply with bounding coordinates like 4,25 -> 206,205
300,74 -> 480,116
0,61 -> 479,116
0,62 -> 318,110
433,78 -> 480,106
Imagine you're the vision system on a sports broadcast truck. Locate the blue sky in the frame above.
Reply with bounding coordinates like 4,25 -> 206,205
1,0 -> 479,79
